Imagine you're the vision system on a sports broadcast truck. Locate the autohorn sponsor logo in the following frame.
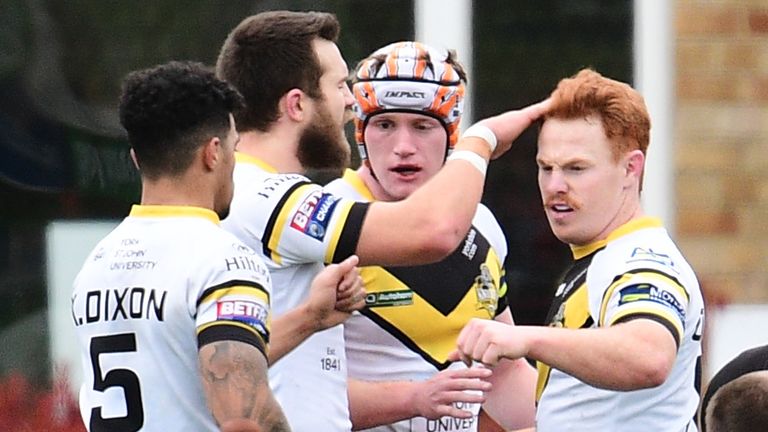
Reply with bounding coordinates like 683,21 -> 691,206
365,290 -> 414,307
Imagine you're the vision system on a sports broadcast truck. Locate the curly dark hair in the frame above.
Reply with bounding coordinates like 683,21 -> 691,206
119,60 -> 244,179
215,11 -> 340,132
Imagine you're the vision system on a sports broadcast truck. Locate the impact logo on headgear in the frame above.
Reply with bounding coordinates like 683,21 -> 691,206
352,41 -> 466,160
381,88 -> 428,107
383,90 -> 426,99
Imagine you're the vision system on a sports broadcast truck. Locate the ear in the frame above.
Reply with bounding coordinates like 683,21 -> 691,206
129,148 -> 140,170
282,88 -> 309,122
623,149 -> 645,188
202,137 -> 221,171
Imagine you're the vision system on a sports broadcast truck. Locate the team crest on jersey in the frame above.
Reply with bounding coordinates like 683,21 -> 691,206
474,263 -> 498,317
290,191 -> 339,241
231,243 -> 256,255
627,247 -> 679,274
550,302 -> 566,328
217,300 -> 268,334
618,284 -> 686,321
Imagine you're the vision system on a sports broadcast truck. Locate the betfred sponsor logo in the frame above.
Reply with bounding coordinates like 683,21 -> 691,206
217,300 -> 268,330
290,192 -> 339,241
314,193 -> 337,223
290,191 -> 322,231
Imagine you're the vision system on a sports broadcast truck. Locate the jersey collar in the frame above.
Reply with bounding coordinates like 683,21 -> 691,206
235,151 -> 278,173
570,216 -> 663,260
129,205 -> 220,225
342,169 -> 375,201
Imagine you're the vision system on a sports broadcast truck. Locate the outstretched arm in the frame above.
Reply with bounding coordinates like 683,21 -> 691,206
355,100 -> 551,266
451,317 -> 677,391
268,255 -> 364,364
198,340 -> 291,431
348,368 -> 493,430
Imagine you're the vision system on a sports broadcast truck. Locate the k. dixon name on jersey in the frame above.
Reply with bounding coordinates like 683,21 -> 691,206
72,287 -> 167,326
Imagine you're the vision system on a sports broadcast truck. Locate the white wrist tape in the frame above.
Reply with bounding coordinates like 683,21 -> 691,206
461,124 -> 498,153
447,150 -> 488,176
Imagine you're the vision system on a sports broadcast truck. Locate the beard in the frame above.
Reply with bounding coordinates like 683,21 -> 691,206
297,100 -> 350,173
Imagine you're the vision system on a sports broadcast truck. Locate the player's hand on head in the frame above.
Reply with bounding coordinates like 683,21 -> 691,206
412,367 -> 492,420
307,255 -> 363,330
479,98 -> 552,160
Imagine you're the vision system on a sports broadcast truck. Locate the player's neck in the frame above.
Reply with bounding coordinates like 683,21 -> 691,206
357,165 -> 394,202
237,129 -> 305,174
138,174 -> 215,211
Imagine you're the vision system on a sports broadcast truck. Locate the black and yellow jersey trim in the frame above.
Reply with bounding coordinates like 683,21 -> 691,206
340,168 -> 375,201
360,226 -> 508,370
235,152 -> 278,173
129,204 -> 220,225
196,279 -> 271,356
570,217 -> 663,260
197,323 -> 268,360
263,181 -> 312,263
598,268 -> 688,347
536,250 -> 595,402
261,181 -> 370,265
330,202 -> 368,263
196,279 -> 270,308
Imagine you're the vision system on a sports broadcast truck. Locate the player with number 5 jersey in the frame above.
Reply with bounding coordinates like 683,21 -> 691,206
72,206 -> 273,431
71,61 -> 297,432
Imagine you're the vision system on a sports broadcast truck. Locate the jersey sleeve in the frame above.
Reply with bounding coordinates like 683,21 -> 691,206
194,240 -> 274,358
597,250 -> 691,348
240,174 -> 369,266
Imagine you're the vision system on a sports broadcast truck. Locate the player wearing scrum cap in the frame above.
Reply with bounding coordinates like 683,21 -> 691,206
325,41 -> 537,432
216,11 -> 548,431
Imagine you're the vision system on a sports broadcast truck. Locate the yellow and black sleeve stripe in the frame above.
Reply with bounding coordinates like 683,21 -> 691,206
330,202 -> 369,263
600,268 -> 688,347
262,181 -> 312,263
196,280 -> 270,358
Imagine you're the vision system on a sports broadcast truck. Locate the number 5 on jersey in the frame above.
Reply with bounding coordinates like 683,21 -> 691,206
89,333 -> 144,432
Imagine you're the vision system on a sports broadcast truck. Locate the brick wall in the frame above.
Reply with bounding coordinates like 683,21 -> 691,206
675,0 -> 768,302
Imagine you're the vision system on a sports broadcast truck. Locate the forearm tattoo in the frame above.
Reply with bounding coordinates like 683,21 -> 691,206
199,341 -> 291,431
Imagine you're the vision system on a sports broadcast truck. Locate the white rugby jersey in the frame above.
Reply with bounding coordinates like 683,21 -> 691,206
72,205 -> 272,432
326,170 -> 510,432
535,217 -> 704,432
221,154 -> 369,432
